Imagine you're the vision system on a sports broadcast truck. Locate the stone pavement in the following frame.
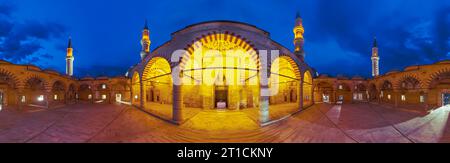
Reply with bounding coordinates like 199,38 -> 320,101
0,103 -> 450,143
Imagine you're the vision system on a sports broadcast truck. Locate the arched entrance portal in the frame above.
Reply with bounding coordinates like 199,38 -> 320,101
131,72 -> 141,107
51,81 -> 66,105
268,56 -> 301,119
303,71 -> 313,107
429,71 -> 450,107
181,33 -> 260,111
142,57 -> 173,119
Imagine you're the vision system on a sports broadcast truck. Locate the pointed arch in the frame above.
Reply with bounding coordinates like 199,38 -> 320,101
396,74 -> 422,90
269,56 -> 301,105
180,32 -> 261,73
425,67 -> 450,89
0,68 -> 19,88
142,57 -> 173,113
51,80 -> 66,102
303,70 -> 313,107
25,76 -> 46,91
131,71 -> 141,106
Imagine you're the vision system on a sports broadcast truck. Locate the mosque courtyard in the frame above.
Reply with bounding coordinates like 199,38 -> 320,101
0,103 -> 449,143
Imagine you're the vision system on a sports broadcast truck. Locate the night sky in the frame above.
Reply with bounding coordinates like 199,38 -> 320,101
0,0 -> 449,78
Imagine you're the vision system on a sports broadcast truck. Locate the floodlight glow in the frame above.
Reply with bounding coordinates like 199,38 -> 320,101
37,95 -> 44,102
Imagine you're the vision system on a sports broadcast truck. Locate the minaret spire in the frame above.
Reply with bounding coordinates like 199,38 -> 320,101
373,37 -> 377,48
293,12 -> 305,61
68,36 -> 72,48
371,37 -> 380,77
140,20 -> 151,60
66,37 -> 74,76
144,19 -> 149,30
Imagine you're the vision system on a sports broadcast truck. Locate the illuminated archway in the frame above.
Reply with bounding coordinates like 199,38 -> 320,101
269,56 -> 300,104
268,56 -> 301,120
142,57 -> 173,118
303,71 -> 313,107
131,71 -> 141,106
180,33 -> 259,110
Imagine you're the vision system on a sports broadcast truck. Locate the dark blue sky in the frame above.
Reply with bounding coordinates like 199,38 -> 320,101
0,0 -> 449,78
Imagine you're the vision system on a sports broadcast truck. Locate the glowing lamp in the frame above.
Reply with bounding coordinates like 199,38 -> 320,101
37,95 -> 44,102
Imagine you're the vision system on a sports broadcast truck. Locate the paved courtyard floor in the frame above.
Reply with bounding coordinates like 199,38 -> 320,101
0,103 -> 449,143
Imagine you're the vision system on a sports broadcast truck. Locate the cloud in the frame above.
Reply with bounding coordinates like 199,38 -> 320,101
0,3 -> 67,63
0,3 -> 14,17
305,0 -> 450,77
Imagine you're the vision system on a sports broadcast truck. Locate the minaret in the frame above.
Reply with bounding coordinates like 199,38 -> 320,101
371,37 -> 380,77
293,12 -> 305,61
66,37 -> 74,76
140,20 -> 151,60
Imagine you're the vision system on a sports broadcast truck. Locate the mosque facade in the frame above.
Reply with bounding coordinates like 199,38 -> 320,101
1,15 -> 449,126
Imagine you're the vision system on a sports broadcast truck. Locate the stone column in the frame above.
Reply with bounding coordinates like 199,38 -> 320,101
139,80 -> 144,109
17,90 -> 25,111
394,91 -> 399,108
259,84 -> 270,124
332,90 -> 337,104
172,84 -> 183,124
351,90 -> 354,104
298,80 -> 303,110
91,89 -> 95,104
378,91 -> 381,104
422,90 -> 429,110
109,90 -> 113,104
45,89 -> 51,109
